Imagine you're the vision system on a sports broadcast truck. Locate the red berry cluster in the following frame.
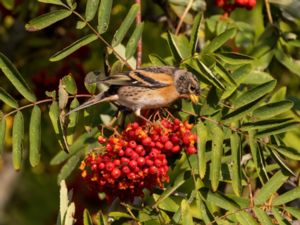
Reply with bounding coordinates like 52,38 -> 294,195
215,0 -> 256,12
79,118 -> 197,201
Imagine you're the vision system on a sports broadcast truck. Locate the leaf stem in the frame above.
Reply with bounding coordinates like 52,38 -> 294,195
264,0 -> 273,24
71,10 -> 134,70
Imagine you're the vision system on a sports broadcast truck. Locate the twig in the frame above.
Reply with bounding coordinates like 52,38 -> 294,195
175,0 -> 194,35
70,10 -> 133,70
264,0 -> 273,24
136,0 -> 142,68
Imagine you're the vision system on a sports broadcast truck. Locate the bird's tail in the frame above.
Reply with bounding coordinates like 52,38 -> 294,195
66,92 -> 106,116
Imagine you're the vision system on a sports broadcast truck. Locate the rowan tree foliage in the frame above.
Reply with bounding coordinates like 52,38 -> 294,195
0,0 -> 300,225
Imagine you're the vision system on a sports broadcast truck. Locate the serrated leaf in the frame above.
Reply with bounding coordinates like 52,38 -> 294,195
272,187 -> 300,206
0,117 -> 6,155
12,111 -> 24,170
85,0 -> 99,22
216,52 -> 254,65
271,145 -> 300,161
181,200 -> 193,225
233,80 -> 276,108
230,131 -> 242,196
38,0 -> 66,6
253,207 -> 273,225
208,123 -> 224,191
50,34 -> 97,61
235,211 -> 259,225
113,44 -> 136,69
204,190 -> 239,211
26,9 -> 72,31
0,87 -> 18,108
125,22 -> 144,59
29,106 -> 41,167
252,100 -> 294,119
60,180 -> 69,225
62,74 -> 77,95
268,147 -> 295,176
196,120 -> 208,179
255,122 -> 299,138
168,33 -> 191,60
84,71 -> 98,94
148,54 -> 168,66
57,154 -> 80,184
49,101 -> 65,149
112,4 -> 139,47
83,209 -> 93,225
241,118 -> 293,131
189,13 -> 202,55
66,98 -> 79,145
272,207 -> 290,225
97,0 -> 113,34
275,49 -> 300,77
59,80 -> 68,110
285,207 -> 300,220
254,171 -> 289,206
50,128 -> 98,165
65,202 -> 76,225
214,61 -> 236,86
0,53 -> 36,102
202,28 -> 236,53
222,96 -> 266,122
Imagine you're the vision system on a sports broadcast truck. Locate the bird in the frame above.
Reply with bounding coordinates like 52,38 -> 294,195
66,66 -> 200,117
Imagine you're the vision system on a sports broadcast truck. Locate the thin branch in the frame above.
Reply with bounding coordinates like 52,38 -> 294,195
175,0 -> 194,35
264,0 -> 273,24
136,0 -> 143,68
71,10 -> 133,70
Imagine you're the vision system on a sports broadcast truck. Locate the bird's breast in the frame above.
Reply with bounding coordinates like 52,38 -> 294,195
117,86 -> 180,110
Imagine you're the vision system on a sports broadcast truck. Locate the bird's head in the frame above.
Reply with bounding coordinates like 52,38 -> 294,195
174,69 -> 200,103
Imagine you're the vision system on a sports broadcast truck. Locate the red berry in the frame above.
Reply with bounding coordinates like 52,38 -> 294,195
98,136 -> 107,144
137,157 -> 145,166
121,157 -> 130,165
122,166 -> 130,174
186,146 -> 197,154
125,147 -> 133,156
91,164 -> 98,171
154,159 -> 162,167
118,149 -> 125,157
156,141 -> 164,149
128,140 -> 137,148
129,160 -> 137,169
146,159 -> 154,166
98,162 -> 105,169
164,141 -> 173,150
105,162 -> 114,171
128,172 -> 136,180
149,166 -> 158,174
142,137 -> 151,146
135,145 -> 144,154
172,145 -> 180,153
113,159 -> 121,166
160,135 -> 169,143
111,168 -> 121,179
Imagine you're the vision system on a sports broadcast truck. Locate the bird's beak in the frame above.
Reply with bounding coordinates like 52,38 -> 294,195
190,94 -> 199,103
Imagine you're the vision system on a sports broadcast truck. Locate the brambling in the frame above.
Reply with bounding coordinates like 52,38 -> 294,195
67,66 -> 200,117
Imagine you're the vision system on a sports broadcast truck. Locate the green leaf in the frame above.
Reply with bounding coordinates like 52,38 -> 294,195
208,123 -> 224,191
50,34 -> 97,61
222,96 -> 266,122
253,207 -> 273,225
285,207 -> 300,220
148,54 -> 168,66
0,117 -> 6,155
268,147 -> 295,176
230,131 -> 242,196
216,52 -> 254,65
25,9 -> 72,31
57,154 -> 80,184
85,0 -> 99,21
242,71 -> 274,85
252,100 -> 294,119
275,49 -> 300,77
168,33 -> 191,60
241,118 -> 293,131
50,128 -> 98,165
196,120 -> 208,179
254,170 -> 289,206
204,190 -> 239,211
67,98 -> 79,145
49,101 -> 65,150
214,61 -> 236,86
271,145 -> 300,161
272,187 -> 300,206
189,13 -> 202,55
62,74 -> 77,95
83,209 -> 93,225
0,53 -> 36,102
109,212 -> 132,219
97,0 -> 113,34
38,0 -> 66,6
2,0 -> 14,10
202,28 -> 236,53
233,80 -> 276,108
181,200 -> 193,225
255,122 -> 299,138
0,87 -> 19,108
12,111 -> 24,171
29,106 -> 41,167
58,80 -> 68,110
112,4 -> 139,47
113,44 -> 136,69
164,32 -> 181,62
272,207 -> 290,225
125,22 -> 144,59
235,211 -> 259,225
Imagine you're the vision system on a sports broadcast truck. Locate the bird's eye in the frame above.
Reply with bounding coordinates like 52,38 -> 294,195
189,85 -> 196,93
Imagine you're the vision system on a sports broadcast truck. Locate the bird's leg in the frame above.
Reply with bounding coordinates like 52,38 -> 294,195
134,108 -> 153,124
